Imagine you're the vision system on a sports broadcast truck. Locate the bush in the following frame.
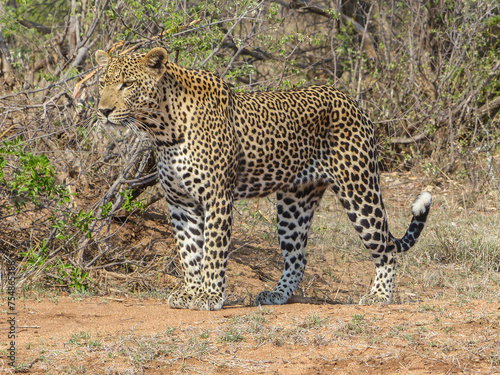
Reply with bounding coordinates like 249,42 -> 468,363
0,0 -> 498,291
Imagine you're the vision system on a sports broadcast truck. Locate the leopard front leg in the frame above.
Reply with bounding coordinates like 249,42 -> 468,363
189,196 -> 233,311
255,185 -> 326,306
167,203 -> 205,309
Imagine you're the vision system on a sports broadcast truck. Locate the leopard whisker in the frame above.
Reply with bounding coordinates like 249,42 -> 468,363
130,112 -> 165,128
127,118 -> 156,138
77,114 -> 101,140
82,115 -> 102,139
123,118 -> 145,138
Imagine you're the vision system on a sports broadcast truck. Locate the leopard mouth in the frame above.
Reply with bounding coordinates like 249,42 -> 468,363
99,116 -> 123,127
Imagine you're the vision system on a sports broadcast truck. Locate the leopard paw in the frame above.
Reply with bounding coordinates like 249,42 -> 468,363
167,289 -> 194,309
358,292 -> 391,305
189,292 -> 224,311
254,291 -> 288,306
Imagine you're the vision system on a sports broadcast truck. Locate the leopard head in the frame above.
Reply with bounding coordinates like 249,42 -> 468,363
94,48 -> 169,129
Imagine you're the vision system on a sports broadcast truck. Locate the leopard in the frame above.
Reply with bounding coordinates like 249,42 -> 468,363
94,47 -> 432,311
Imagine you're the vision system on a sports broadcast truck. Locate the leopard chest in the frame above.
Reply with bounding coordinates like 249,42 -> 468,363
155,146 -> 204,204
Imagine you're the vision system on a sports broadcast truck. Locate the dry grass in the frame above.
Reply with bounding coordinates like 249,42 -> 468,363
3,174 -> 500,374
12,299 -> 500,374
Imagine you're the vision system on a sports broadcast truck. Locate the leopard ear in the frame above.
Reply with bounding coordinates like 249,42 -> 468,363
95,50 -> 110,68
142,47 -> 168,77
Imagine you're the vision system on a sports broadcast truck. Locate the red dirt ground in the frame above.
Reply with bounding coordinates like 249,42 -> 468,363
6,297 -> 500,374
2,174 -> 499,374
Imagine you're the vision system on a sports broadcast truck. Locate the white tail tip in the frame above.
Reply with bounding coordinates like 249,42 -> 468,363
411,192 -> 432,217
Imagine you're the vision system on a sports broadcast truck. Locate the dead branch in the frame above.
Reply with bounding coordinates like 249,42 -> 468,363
389,133 -> 428,145
0,31 -> 15,86
18,20 -> 51,35
287,0 -> 377,60
477,96 -> 500,120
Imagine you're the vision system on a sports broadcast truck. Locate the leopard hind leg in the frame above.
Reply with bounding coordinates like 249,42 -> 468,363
334,184 -> 396,303
254,184 -> 326,306
332,183 -> 431,304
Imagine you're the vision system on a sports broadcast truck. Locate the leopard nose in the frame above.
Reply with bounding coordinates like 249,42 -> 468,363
99,107 -> 115,118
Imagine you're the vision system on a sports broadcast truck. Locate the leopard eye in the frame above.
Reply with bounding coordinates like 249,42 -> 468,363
122,81 -> 135,89
98,80 -> 105,90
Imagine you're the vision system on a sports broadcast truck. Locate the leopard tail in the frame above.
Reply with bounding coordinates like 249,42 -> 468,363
390,192 -> 432,253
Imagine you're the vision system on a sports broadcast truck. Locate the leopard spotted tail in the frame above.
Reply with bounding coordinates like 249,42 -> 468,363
391,192 -> 432,253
